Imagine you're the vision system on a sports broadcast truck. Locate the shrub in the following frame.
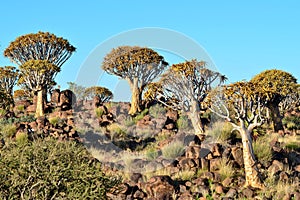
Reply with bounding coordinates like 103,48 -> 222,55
173,170 -> 195,181
253,136 -> 273,165
0,124 -> 17,138
124,116 -> 135,127
162,141 -> 185,159
0,137 -> 120,199
107,123 -> 126,139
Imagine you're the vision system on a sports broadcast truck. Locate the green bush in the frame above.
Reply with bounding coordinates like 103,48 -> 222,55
162,141 -> 185,159
49,116 -> 60,127
145,147 -> 159,161
15,131 -> 28,146
0,137 -> 120,199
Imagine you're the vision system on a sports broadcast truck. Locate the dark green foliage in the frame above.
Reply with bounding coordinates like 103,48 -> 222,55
0,138 -> 120,199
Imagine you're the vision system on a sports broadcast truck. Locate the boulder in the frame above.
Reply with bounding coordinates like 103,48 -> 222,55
231,147 -> 244,166
59,89 -> 76,110
144,176 -> 175,199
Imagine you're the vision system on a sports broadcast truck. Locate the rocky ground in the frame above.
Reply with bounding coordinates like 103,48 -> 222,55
11,90 -> 300,200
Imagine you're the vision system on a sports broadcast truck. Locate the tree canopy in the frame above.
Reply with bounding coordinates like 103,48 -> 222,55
250,69 -> 298,131
4,31 -> 76,67
102,46 -> 168,114
145,59 -> 225,134
84,86 -> 113,103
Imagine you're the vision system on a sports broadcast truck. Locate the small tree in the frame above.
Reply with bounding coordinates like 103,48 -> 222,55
209,81 -> 266,188
144,59 -> 225,135
13,89 -> 31,101
18,60 -> 60,117
0,66 -> 19,98
84,86 -> 113,103
67,82 -> 86,101
102,46 -> 168,115
250,69 -> 298,132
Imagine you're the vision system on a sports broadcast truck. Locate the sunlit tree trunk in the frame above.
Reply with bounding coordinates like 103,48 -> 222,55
239,125 -> 264,189
188,98 -> 204,135
35,90 -> 45,117
128,78 -> 141,115
267,102 -> 284,132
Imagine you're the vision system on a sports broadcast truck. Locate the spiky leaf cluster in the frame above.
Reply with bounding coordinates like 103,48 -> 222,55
102,46 -> 168,87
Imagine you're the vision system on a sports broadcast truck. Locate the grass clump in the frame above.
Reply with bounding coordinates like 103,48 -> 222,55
0,137 -> 120,199
145,147 -> 159,161
217,158 -> 235,180
15,131 -> 28,145
161,141 -> 185,159
253,136 -> 273,165
173,170 -> 195,181
176,115 -> 190,130
95,107 -> 105,118
107,123 -> 127,139
133,108 -> 149,122
206,121 -> 233,143
49,116 -> 60,127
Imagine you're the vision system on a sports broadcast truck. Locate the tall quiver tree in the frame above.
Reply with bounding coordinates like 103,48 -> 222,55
250,69 -> 298,132
209,81 -> 266,188
18,60 -> 60,117
102,46 -> 168,115
4,31 -> 76,117
144,59 -> 226,135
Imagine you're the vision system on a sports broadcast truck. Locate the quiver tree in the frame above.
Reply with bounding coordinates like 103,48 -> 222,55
250,69 -> 298,132
0,66 -> 19,98
84,86 -> 113,104
13,89 -> 31,101
208,81 -> 266,188
67,82 -> 86,101
4,31 -> 76,111
102,46 -> 168,115
18,60 -> 60,117
144,59 -> 226,135
279,83 -> 300,113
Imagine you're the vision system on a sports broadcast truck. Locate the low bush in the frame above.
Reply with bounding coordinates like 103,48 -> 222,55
149,104 -> 166,118
253,136 -> 273,165
0,137 -> 120,199
282,115 -> 300,130
0,124 -> 17,138
206,121 -> 233,143
176,115 -> 190,130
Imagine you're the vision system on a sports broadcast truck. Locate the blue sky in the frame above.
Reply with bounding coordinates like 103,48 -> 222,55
0,1 -> 299,100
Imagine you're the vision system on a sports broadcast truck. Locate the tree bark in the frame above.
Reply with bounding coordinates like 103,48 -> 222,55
240,128 -> 264,189
128,78 -> 141,115
188,98 -> 204,135
268,103 -> 284,132
35,90 -> 45,117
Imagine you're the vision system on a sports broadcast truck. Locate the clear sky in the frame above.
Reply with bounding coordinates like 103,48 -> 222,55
0,1 -> 299,100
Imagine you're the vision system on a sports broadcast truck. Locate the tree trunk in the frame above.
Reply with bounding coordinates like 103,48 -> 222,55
35,90 -> 45,117
188,98 -> 204,135
128,78 -> 141,115
268,103 -> 284,132
240,128 -> 264,189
